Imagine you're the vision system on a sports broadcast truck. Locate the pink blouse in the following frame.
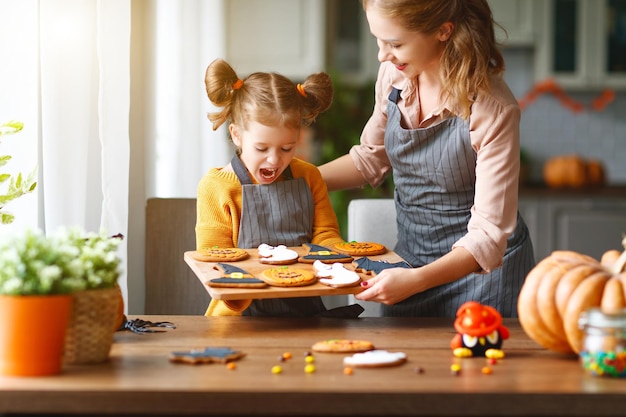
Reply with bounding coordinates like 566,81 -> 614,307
349,62 -> 521,273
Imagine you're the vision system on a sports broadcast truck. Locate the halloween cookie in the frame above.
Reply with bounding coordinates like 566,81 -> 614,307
311,339 -> 374,353
343,350 -> 407,368
313,260 -> 361,288
298,243 -> 353,264
333,241 -> 387,256
169,347 -> 246,364
352,257 -> 412,276
190,247 -> 249,262
208,263 -> 267,288
260,266 -> 317,287
257,243 -> 299,265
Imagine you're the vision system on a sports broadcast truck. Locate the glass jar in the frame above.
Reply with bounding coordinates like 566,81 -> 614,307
578,307 -> 626,378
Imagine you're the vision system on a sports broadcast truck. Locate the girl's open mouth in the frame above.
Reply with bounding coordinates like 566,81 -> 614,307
260,168 -> 278,180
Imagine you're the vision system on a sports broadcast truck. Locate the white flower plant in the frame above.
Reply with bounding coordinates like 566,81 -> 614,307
0,120 -> 37,225
0,228 -> 122,296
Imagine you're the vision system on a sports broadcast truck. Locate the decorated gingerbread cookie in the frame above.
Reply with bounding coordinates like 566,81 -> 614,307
190,247 -> 249,262
311,339 -> 374,353
208,263 -> 267,288
352,257 -> 411,276
343,350 -> 407,368
333,241 -> 387,256
169,347 -> 246,364
257,243 -> 299,265
260,266 -> 317,287
298,243 -> 353,264
313,260 -> 361,288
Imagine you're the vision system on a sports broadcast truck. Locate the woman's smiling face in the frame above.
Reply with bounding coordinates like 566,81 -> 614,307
229,121 -> 299,184
365,5 -> 451,80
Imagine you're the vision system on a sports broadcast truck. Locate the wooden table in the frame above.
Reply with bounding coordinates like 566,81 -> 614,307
0,316 -> 624,416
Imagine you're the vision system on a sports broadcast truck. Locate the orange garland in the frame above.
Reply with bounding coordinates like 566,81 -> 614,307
517,78 -> 615,113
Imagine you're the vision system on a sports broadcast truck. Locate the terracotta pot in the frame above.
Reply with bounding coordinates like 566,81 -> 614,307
0,294 -> 73,376
64,286 -> 122,364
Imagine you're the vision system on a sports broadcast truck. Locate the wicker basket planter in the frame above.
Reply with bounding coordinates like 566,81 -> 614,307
64,286 -> 122,365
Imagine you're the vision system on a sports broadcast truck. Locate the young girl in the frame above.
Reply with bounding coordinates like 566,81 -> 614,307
319,0 -> 535,317
197,58 -> 345,317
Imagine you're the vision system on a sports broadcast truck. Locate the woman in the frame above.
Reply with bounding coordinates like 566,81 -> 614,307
319,0 -> 535,317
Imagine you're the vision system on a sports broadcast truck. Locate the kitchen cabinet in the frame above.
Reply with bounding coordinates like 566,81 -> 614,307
519,190 -> 626,262
489,0 -> 536,47
225,0 -> 325,79
534,0 -> 626,90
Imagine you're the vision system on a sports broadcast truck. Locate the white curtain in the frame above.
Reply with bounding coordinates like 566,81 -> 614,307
1,0 -> 230,313
0,0 -> 131,304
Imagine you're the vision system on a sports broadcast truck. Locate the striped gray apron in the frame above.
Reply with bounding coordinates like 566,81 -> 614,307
384,88 -> 535,317
231,154 -> 327,316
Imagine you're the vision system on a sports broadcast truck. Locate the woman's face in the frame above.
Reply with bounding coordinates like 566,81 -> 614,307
229,121 -> 299,185
365,6 -> 451,80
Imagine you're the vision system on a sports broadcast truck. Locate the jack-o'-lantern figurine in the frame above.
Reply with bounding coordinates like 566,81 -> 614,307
450,301 -> 509,358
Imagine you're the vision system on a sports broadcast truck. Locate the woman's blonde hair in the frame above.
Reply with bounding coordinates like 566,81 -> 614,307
205,58 -> 334,131
362,0 -> 505,119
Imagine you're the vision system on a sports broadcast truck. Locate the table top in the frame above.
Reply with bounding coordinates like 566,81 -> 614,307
0,315 -> 624,416
184,246 -> 406,300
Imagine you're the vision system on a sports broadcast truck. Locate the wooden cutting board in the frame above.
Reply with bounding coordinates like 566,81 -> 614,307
184,245 -> 407,300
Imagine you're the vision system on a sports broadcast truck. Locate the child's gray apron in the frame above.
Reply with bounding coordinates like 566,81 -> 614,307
231,154 -> 327,316
384,87 -> 535,317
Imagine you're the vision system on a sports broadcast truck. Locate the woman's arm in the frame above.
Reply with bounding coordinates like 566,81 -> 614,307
318,154 -> 367,192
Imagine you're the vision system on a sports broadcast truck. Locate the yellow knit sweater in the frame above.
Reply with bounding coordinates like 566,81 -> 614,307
195,158 -> 345,316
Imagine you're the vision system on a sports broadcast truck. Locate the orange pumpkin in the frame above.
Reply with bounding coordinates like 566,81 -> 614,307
543,154 -> 605,188
517,237 -> 626,354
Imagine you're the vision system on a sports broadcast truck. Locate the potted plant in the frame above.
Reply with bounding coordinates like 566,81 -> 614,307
61,230 -> 124,365
0,227 -> 123,375
0,120 -> 37,225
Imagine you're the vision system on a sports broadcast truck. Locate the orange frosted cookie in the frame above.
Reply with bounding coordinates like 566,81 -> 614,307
333,241 -> 387,256
190,247 -> 249,262
311,339 -> 374,353
260,266 -> 317,287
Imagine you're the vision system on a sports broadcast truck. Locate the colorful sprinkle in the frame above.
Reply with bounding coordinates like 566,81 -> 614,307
344,367 -> 353,375
282,352 -> 292,360
487,358 -> 498,365
305,355 -> 315,363
271,365 -> 283,374
450,363 -> 462,375
580,351 -> 626,378
226,362 -> 237,370
304,364 -> 316,373
413,366 -> 425,374
481,366 -> 492,375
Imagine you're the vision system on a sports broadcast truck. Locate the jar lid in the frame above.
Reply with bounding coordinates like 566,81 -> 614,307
578,307 -> 626,329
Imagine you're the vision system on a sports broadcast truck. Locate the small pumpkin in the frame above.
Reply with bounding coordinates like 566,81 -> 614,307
543,154 -> 605,188
517,236 -> 626,354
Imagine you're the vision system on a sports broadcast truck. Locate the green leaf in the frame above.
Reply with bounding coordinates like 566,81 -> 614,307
0,212 -> 14,224
0,120 -> 24,136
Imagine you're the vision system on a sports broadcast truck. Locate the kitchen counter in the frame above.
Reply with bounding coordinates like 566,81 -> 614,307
0,315 -> 624,416
519,184 -> 626,197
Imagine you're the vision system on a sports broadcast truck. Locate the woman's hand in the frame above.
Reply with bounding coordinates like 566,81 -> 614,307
355,267 -> 425,305
355,247 -> 481,305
